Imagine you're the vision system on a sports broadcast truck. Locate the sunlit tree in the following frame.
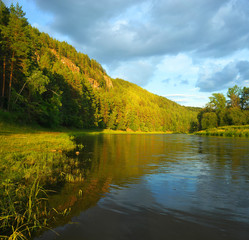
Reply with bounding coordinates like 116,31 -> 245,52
1,3 -> 29,110
227,85 -> 241,108
240,87 -> 249,110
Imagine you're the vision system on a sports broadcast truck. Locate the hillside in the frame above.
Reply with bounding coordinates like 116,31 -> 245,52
0,1 -> 198,132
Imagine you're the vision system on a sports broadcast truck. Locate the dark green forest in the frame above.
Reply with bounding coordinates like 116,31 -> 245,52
0,1 -> 199,132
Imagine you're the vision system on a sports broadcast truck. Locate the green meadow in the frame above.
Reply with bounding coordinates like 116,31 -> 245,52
0,123 -> 86,240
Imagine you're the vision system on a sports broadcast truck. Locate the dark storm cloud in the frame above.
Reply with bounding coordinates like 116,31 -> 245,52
33,0 -> 249,63
196,61 -> 249,92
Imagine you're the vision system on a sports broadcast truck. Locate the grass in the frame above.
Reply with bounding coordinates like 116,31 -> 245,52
195,125 -> 249,137
0,122 -> 88,239
1,116 -> 248,239
71,129 -> 174,136
101,129 -> 174,134
0,117 -> 175,239
0,179 -> 49,240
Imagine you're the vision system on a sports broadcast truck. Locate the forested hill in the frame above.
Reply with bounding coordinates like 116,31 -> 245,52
0,1 -> 198,132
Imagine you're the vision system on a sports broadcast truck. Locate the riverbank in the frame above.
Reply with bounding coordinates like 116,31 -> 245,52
0,120 -> 174,239
195,125 -> 249,137
31,133 -> 249,240
1,121 -> 248,239
0,120 -> 174,136
0,130 -> 82,239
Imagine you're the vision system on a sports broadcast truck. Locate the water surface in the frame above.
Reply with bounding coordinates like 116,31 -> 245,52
37,134 -> 249,240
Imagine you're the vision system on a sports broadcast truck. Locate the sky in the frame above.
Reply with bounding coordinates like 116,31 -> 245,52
3,0 -> 249,107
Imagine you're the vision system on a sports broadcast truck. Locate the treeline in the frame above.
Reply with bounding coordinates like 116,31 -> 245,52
99,79 -> 198,132
197,85 -> 249,130
0,1 -> 197,132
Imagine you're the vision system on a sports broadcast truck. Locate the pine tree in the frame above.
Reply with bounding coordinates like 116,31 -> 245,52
0,0 -> 9,108
1,3 -> 29,110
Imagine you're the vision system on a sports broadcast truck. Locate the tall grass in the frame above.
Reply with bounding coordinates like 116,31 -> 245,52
0,131 -> 85,239
0,179 -> 49,240
195,125 -> 249,137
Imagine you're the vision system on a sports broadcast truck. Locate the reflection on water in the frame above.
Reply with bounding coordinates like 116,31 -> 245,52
36,134 -> 249,240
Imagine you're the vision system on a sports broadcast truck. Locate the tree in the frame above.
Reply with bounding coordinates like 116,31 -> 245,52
0,1 -> 200,131
0,0 -> 9,108
197,107 -> 212,130
201,112 -> 218,129
189,121 -> 198,133
208,93 -> 226,111
0,1 -> 9,26
227,85 -> 241,108
207,93 -> 227,126
27,70 -> 50,94
225,107 -> 247,125
240,87 -> 249,110
1,3 -> 29,110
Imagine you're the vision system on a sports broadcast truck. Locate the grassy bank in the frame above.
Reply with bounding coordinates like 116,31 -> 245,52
73,129 -> 174,135
195,125 -> 249,137
0,127 -> 86,239
0,116 -> 177,239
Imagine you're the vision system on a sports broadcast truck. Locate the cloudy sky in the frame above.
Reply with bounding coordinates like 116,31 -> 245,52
3,0 -> 249,107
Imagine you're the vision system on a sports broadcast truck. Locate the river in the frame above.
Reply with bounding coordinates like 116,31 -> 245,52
36,134 -> 249,240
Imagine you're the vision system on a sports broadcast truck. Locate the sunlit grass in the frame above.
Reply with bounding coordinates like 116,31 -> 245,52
0,179 -> 50,240
0,120 -> 176,239
72,129 -> 173,135
195,125 -> 249,137
0,129 -> 86,239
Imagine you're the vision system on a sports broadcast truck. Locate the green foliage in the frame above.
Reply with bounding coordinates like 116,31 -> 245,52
225,107 -> 248,125
0,132 -> 82,239
189,121 -> 198,133
227,85 -> 241,108
240,87 -> 249,110
0,1 -> 198,132
208,93 -> 226,112
0,179 -> 49,240
27,70 -> 50,94
201,112 -> 218,129
196,125 -> 249,138
197,85 -> 249,132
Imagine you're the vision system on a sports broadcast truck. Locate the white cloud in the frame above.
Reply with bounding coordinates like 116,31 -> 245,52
196,60 -> 249,92
108,58 -> 157,86
6,0 -> 249,106
30,0 -> 249,63
164,94 -> 206,99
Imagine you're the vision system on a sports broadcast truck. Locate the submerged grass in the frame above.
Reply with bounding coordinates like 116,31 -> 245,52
195,125 -> 249,137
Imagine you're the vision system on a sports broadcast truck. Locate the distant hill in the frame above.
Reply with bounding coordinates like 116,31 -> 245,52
0,1 -> 198,132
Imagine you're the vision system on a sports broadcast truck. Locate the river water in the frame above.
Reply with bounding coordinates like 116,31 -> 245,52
36,134 -> 249,240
